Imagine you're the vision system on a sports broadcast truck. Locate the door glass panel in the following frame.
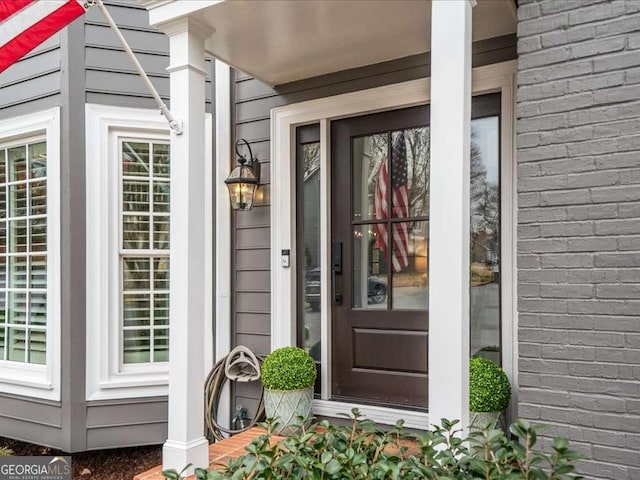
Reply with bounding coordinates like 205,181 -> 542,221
299,139 -> 321,361
352,224 -> 387,310
470,116 -> 501,363
351,127 -> 429,313
390,128 -> 429,218
391,221 -> 428,310
352,134 -> 387,221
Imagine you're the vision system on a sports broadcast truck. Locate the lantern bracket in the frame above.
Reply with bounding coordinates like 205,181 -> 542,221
235,139 -> 261,180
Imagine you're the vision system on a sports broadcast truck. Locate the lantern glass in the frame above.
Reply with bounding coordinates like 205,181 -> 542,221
225,164 -> 259,211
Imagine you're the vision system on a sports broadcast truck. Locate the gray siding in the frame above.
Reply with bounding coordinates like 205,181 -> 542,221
84,0 -> 213,110
0,394 -> 62,449
517,1 -> 640,479
231,36 -> 517,415
0,35 -> 62,117
85,398 -> 167,449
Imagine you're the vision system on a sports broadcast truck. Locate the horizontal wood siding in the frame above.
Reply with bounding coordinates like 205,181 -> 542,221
0,394 -> 63,449
84,0 -> 213,111
85,398 -> 168,449
231,35 -> 516,415
0,35 -> 62,118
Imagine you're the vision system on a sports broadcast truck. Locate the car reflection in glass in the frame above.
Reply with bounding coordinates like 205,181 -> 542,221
305,268 -> 387,311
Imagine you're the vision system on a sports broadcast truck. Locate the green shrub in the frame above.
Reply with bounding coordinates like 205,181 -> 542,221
167,410 -> 581,480
470,356 -> 511,412
261,346 -> 316,390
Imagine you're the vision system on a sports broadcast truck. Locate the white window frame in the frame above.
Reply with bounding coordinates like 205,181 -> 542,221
0,107 -> 61,401
270,60 -> 517,428
85,104 -> 213,401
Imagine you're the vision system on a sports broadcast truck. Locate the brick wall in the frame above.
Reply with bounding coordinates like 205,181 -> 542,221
516,1 -> 640,478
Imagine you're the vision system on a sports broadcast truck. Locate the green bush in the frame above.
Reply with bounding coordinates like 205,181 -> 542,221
165,410 -> 581,480
470,356 -> 511,412
261,346 -> 316,390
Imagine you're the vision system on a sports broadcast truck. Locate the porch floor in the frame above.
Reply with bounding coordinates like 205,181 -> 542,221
133,428 -> 283,480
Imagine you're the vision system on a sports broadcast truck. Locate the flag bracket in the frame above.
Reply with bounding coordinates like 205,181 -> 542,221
88,0 -> 184,135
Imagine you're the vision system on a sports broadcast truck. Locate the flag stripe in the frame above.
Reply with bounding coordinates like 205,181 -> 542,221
374,133 -> 410,273
0,0 -> 84,74
0,0 -> 36,23
0,1 -> 63,47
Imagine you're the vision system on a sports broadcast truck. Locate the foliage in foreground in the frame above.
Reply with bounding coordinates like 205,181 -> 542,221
163,409 -> 582,480
0,446 -> 13,456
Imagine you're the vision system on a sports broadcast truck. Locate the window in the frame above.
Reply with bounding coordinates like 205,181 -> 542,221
120,140 -> 170,365
85,105 -> 172,400
0,108 -> 60,400
86,104 -> 214,400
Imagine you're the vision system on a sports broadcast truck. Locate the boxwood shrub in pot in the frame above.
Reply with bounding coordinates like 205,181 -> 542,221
469,356 -> 511,431
261,346 -> 317,435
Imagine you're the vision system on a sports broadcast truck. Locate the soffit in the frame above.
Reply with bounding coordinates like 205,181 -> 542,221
149,0 -> 517,86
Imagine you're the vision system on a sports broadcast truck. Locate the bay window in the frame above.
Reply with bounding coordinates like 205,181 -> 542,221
0,108 -> 60,400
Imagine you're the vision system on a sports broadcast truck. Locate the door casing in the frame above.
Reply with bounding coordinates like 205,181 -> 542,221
269,60 -> 517,428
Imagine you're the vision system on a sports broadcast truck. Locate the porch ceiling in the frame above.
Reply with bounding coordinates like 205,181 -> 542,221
146,0 -> 517,87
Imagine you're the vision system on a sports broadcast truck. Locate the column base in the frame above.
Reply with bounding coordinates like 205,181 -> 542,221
163,437 -> 209,474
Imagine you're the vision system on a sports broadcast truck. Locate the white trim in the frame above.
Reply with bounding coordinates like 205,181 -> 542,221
214,60 -> 232,429
318,119 -> 331,400
85,104 -> 214,401
144,1 -> 221,29
270,60 -> 517,427
204,113 -> 214,374
313,400 -> 428,430
0,107 -> 61,401
85,104 -> 170,401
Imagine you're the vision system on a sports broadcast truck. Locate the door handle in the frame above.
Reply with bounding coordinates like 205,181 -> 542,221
332,241 -> 342,305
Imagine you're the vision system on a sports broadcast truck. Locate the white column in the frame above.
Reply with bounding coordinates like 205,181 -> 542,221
162,17 -> 212,474
428,0 -> 474,430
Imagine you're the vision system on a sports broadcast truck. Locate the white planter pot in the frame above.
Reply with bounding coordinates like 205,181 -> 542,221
264,386 -> 314,435
469,410 -> 505,432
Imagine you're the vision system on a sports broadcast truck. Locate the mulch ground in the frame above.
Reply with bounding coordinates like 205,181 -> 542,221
0,437 -> 162,480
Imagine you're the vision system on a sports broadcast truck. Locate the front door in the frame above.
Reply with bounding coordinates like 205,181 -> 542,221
329,94 -> 502,410
295,93 -> 502,410
331,106 -> 430,409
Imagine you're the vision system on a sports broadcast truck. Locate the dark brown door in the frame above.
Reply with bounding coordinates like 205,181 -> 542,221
331,106 -> 430,409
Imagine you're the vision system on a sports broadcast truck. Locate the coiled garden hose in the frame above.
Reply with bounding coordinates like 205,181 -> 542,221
204,352 -> 266,442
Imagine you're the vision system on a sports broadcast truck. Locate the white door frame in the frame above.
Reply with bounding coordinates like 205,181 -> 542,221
270,60 -> 517,428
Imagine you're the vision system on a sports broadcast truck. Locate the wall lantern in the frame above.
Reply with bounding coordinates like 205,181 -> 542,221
225,139 -> 260,211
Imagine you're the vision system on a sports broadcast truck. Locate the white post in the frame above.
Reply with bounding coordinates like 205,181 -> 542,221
428,0 -> 474,430
162,17 -> 212,474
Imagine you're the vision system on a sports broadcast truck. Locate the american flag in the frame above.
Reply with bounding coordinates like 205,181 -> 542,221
374,132 -> 410,272
0,1 -> 87,74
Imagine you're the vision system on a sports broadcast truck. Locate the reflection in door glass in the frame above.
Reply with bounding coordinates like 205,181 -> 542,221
470,116 -> 501,364
352,127 -> 429,312
352,224 -> 387,310
299,141 -> 322,364
352,134 -> 387,221
391,221 -> 428,310
390,129 -> 429,218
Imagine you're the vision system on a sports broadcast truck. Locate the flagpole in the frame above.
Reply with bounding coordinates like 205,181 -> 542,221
90,0 -> 184,135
